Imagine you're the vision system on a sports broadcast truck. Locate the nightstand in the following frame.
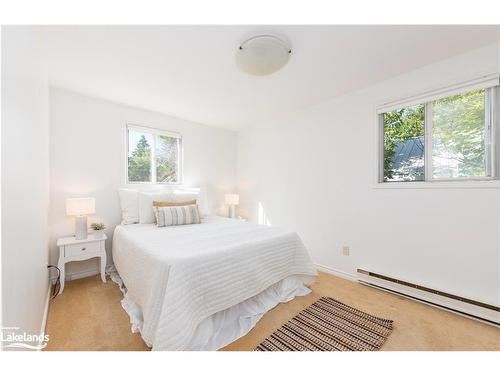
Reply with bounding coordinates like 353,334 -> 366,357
56,234 -> 107,294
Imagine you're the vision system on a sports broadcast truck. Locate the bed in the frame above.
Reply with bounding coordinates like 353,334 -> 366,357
112,215 -> 317,351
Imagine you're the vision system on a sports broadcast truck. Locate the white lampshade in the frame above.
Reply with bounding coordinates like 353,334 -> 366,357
66,197 -> 95,216
225,194 -> 239,206
236,35 -> 291,76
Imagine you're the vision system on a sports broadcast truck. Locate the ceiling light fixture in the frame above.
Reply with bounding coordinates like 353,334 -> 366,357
236,35 -> 291,76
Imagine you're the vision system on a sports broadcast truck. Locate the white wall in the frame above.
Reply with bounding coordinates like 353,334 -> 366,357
1,27 -> 50,340
237,43 -> 500,306
49,88 -> 237,278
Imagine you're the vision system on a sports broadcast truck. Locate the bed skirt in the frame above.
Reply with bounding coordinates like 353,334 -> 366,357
108,266 -> 313,351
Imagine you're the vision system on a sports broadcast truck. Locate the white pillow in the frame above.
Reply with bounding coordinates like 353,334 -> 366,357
118,189 -> 140,224
138,191 -> 199,224
197,185 -> 209,217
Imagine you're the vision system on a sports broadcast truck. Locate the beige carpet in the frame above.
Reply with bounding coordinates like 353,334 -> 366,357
255,297 -> 393,351
44,272 -> 500,351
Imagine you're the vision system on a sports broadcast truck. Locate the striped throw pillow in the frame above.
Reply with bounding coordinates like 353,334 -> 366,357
154,204 -> 201,227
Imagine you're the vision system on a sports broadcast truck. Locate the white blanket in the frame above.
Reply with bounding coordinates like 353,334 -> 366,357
112,216 -> 317,350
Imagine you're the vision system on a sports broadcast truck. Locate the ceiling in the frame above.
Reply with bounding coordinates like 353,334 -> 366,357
41,25 -> 500,130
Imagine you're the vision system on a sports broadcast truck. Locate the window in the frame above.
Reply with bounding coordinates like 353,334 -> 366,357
127,125 -> 182,184
379,78 -> 498,183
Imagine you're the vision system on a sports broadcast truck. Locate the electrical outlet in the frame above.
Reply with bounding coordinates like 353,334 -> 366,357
342,246 -> 350,256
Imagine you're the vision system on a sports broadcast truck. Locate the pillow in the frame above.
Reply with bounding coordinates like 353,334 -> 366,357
154,205 -> 201,227
118,189 -> 139,224
138,191 -> 199,224
153,199 -> 197,207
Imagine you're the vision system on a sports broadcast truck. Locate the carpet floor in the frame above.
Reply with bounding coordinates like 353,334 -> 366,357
44,271 -> 500,351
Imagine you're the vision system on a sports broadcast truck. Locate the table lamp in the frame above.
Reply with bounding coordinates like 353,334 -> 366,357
66,197 -> 95,240
225,194 -> 239,218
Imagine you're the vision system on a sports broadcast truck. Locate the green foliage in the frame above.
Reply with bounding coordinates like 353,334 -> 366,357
156,136 -> 178,182
90,222 -> 105,231
128,135 -> 151,182
432,89 -> 485,178
383,104 -> 425,181
128,134 -> 179,183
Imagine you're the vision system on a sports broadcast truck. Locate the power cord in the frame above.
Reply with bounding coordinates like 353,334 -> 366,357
47,265 -> 61,298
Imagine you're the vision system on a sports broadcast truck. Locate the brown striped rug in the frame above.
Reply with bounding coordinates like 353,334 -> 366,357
255,297 -> 393,351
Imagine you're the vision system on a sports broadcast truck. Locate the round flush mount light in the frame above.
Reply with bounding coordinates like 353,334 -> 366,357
236,35 -> 291,76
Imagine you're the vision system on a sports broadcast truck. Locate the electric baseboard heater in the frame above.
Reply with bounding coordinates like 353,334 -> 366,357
357,268 -> 500,326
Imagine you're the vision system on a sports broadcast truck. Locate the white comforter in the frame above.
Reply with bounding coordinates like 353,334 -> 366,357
112,216 -> 317,350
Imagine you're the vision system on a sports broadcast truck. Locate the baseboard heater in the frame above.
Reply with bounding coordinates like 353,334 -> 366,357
357,268 -> 500,326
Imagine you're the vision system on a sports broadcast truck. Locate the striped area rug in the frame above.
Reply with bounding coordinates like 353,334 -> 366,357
255,297 -> 393,351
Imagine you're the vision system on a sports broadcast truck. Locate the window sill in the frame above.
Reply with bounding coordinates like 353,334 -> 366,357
125,182 -> 183,185
373,180 -> 500,189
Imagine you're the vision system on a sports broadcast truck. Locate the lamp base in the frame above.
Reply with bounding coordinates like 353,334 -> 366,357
228,205 -> 235,219
75,216 -> 88,240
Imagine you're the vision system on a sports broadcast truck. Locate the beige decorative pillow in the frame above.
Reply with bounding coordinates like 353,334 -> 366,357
153,199 -> 197,207
154,204 -> 201,227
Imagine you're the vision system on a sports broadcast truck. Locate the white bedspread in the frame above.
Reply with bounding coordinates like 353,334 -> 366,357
112,216 -> 317,350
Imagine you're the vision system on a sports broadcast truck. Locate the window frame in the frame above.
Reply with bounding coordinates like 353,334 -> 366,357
125,124 -> 183,185
377,83 -> 499,187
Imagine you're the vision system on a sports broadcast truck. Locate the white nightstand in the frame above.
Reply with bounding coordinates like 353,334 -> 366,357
56,234 -> 107,294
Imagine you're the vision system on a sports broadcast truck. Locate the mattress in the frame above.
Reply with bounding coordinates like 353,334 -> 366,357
112,215 -> 317,350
